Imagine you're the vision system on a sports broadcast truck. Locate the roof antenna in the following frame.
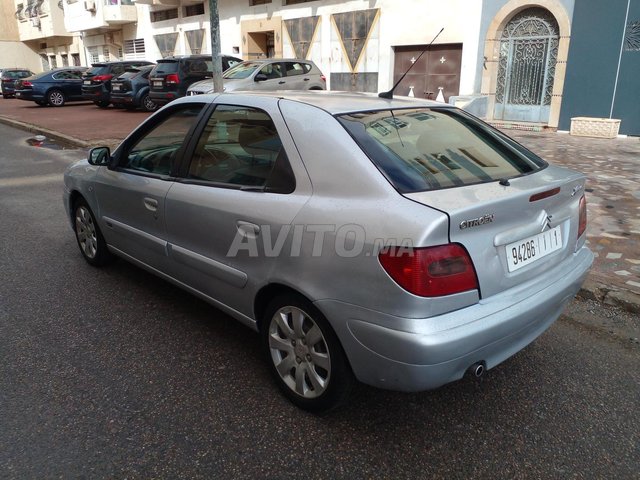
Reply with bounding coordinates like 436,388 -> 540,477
379,27 -> 444,99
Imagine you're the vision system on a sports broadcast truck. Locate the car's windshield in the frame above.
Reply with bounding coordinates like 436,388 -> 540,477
223,62 -> 260,79
338,108 -> 546,193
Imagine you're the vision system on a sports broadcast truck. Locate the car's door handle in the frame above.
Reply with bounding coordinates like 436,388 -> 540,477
143,197 -> 158,212
303,78 -> 310,81
278,81 -> 286,84
236,221 -> 261,239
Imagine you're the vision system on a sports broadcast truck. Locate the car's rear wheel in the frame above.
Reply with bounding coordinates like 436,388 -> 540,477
95,100 -> 110,108
261,294 -> 353,412
141,94 -> 158,112
73,198 -> 113,267
47,89 -> 65,107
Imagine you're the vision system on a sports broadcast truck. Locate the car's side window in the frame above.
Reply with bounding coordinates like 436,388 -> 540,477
259,63 -> 283,79
285,62 -> 305,76
186,105 -> 295,193
121,106 -> 204,176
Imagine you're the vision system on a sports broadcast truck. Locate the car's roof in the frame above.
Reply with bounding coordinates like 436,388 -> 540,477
182,90 -> 448,115
239,58 -> 316,64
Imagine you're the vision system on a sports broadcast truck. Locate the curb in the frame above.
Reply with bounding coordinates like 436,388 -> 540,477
577,274 -> 640,314
2,114 -> 640,315
0,115 -> 121,149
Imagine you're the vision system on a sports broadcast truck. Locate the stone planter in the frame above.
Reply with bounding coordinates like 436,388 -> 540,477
570,117 -> 621,139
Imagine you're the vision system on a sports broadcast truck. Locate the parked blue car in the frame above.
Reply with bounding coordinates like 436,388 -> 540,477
110,65 -> 158,112
14,67 -> 88,107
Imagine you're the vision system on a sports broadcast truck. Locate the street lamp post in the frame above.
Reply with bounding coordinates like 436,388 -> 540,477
208,0 -> 223,92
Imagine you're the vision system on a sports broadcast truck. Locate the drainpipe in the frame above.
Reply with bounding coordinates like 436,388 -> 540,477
610,0 -> 631,118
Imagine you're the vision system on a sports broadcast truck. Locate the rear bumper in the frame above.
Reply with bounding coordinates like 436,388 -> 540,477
149,90 -> 178,105
82,84 -> 109,102
315,246 -> 593,392
111,92 -> 136,105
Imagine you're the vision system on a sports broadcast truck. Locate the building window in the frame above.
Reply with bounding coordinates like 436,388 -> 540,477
40,54 -> 49,71
72,53 -> 81,66
283,0 -> 315,4
49,55 -> 57,68
124,38 -> 146,59
184,3 -> 204,17
185,29 -> 205,54
102,46 -> 110,61
154,33 -> 179,58
150,8 -> 178,22
15,3 -> 25,20
88,47 -> 99,64
61,54 -> 69,66
250,0 -> 271,5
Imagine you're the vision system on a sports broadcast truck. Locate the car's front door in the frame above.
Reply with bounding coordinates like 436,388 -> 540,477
164,99 -> 311,319
253,62 -> 286,91
92,103 -> 208,270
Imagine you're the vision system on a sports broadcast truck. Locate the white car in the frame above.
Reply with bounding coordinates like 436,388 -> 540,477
187,59 -> 326,95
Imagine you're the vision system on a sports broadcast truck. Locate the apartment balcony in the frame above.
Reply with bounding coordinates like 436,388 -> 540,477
64,0 -> 138,33
132,0 -> 178,6
15,0 -> 73,41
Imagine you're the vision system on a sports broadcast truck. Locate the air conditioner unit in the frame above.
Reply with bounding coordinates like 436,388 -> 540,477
84,0 -> 95,12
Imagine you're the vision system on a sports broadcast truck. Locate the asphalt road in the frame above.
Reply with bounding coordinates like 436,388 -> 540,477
1,123 -> 638,479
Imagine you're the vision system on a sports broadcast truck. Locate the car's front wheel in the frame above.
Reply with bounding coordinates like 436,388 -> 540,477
73,198 -> 113,267
47,89 -> 65,107
262,294 -> 353,412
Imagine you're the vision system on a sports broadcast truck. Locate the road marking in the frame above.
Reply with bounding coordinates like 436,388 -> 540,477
0,173 -> 62,188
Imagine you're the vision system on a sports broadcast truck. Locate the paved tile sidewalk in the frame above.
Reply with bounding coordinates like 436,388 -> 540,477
509,130 -> 640,301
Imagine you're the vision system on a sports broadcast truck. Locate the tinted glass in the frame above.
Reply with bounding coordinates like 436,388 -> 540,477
258,63 -> 283,79
285,62 -> 306,76
187,105 -> 294,192
118,70 -> 140,80
85,66 -> 110,76
338,108 -> 546,193
122,106 -> 204,175
151,61 -> 179,75
223,62 -> 260,79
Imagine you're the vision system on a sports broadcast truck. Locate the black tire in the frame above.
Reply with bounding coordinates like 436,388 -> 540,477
72,198 -> 114,267
140,93 -> 158,112
95,100 -> 110,108
47,89 -> 65,107
2,94 -> 9,99
35,100 -> 46,107
261,293 -> 353,412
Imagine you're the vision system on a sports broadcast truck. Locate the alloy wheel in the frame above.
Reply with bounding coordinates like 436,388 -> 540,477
75,205 -> 98,259
48,90 -> 64,107
142,95 -> 157,111
268,306 -> 331,399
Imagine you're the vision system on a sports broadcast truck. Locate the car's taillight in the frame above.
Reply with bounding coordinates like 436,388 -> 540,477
166,74 -> 179,85
320,75 -> 326,82
92,74 -> 113,82
378,244 -> 478,297
578,195 -> 587,238
21,81 -> 32,87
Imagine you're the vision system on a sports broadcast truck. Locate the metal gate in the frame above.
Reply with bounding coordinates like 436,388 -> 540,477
494,8 -> 559,123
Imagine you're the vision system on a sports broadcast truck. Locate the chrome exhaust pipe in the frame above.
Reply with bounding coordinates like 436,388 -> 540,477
468,362 -> 485,378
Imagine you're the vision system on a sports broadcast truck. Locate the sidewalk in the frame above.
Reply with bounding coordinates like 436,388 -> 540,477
1,98 -> 638,312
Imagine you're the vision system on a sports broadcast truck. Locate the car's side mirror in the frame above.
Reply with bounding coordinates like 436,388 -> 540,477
255,73 -> 268,82
88,146 -> 111,166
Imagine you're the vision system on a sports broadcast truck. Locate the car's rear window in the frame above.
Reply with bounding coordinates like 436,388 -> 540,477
338,108 -> 546,193
223,62 -> 260,79
118,70 -> 140,80
152,61 -> 179,75
86,65 -> 110,76
3,71 -> 30,79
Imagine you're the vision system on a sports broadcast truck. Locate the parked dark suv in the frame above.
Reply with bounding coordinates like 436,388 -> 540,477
149,54 -> 241,106
2,69 -> 35,98
110,65 -> 157,112
82,60 -> 154,108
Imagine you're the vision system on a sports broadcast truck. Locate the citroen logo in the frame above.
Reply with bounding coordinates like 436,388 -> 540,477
542,214 -> 553,232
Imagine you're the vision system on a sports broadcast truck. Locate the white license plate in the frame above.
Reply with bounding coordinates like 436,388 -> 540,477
16,93 -> 21,97
154,81 -> 163,87
113,85 -> 120,91
506,225 -> 562,272
83,80 -> 91,85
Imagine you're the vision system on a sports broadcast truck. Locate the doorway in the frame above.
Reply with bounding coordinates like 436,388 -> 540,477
247,31 -> 275,59
494,7 -> 559,123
